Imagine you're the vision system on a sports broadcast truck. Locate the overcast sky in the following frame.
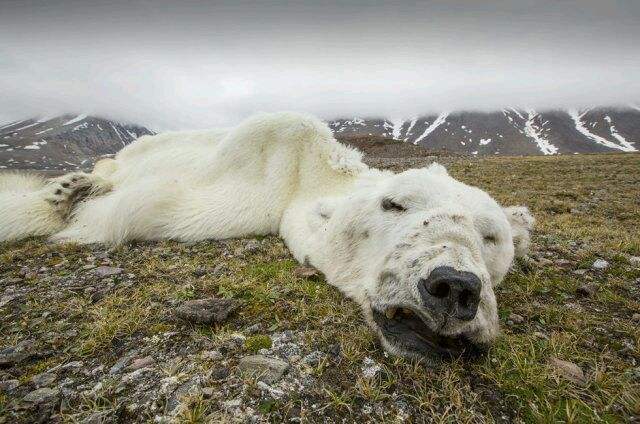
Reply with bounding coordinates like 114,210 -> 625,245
1,0 -> 639,130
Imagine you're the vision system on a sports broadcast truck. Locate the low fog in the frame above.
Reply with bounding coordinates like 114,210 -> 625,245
1,0 -> 639,130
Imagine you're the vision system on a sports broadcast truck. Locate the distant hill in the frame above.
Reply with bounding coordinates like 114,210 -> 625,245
329,107 -> 640,155
0,115 -> 154,171
1,107 -> 638,172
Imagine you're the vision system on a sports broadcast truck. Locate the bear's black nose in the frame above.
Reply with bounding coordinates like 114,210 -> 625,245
419,266 -> 481,321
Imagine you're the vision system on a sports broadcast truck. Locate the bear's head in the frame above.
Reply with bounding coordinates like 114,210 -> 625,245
315,163 -> 534,359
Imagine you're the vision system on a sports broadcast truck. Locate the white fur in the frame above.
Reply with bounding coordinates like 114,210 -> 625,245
0,112 -> 533,356
0,173 -> 65,240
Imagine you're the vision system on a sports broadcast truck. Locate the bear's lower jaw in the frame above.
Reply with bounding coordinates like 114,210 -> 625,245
371,307 -> 487,359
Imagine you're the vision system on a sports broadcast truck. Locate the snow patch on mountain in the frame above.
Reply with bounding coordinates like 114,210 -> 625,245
63,114 -> 88,126
414,112 -> 449,145
0,114 -> 155,170
389,118 -> 405,140
0,121 -> 19,131
405,118 -> 417,139
523,110 -> 558,155
73,122 -> 90,131
603,115 -> 635,151
11,121 -> 40,132
568,109 -> 637,152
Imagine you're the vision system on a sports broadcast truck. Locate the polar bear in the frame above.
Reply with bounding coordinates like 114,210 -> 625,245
0,112 -> 534,359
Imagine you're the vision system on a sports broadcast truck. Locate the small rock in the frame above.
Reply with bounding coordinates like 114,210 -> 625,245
192,268 -> 208,277
576,283 -> 598,297
31,372 -> 57,387
554,259 -> 573,269
0,379 -> 19,392
361,357 -> 382,379
90,288 -> 111,303
210,367 -> 230,381
93,266 -> 123,278
3,277 -> 22,284
625,367 -> 640,381
0,340 -> 35,366
294,266 -> 319,279
301,350 -> 326,367
109,350 -> 138,375
592,259 -> 609,270
235,240 -> 261,256
201,350 -> 223,361
221,334 -> 246,352
245,323 -> 262,334
53,260 -> 68,269
201,387 -> 217,398
22,387 -> 60,404
536,258 -> 553,267
121,368 -> 153,384
222,398 -> 242,410
533,331 -> 548,340
572,269 -> 588,276
288,354 -> 301,363
549,357 -> 587,385
128,356 -> 155,370
629,256 -> 640,267
91,365 -> 105,376
327,344 -> 341,356
211,264 -> 226,277
175,297 -> 239,324
238,355 -> 290,384
508,313 -> 524,324
0,294 -> 20,307
257,381 -> 285,397
159,376 -> 180,396
632,313 -> 640,322
166,377 -> 200,412
242,240 -> 261,254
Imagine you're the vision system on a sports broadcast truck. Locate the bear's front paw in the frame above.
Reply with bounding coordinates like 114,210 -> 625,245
45,172 -> 98,219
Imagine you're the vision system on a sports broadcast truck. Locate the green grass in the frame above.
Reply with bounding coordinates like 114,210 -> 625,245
1,153 -> 639,422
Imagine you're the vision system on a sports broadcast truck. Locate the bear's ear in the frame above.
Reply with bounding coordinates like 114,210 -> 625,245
503,206 -> 535,258
426,162 -> 449,176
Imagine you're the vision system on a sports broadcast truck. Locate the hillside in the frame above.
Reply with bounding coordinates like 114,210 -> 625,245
1,153 -> 639,422
1,108 -> 638,172
0,115 -> 154,171
330,107 -> 640,155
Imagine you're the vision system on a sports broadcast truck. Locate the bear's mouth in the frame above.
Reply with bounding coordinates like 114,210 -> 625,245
372,306 -> 486,358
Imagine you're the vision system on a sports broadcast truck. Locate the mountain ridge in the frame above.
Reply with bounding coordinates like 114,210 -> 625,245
1,107 -> 638,171
329,107 -> 640,155
0,115 -> 154,170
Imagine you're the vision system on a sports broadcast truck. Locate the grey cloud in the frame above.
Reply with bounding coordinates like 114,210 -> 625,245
1,0 -> 639,130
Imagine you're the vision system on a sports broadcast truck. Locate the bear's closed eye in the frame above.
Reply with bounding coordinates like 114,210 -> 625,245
381,198 -> 406,212
483,235 -> 498,244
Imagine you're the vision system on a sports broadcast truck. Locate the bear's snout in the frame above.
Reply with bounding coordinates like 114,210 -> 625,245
418,266 -> 481,322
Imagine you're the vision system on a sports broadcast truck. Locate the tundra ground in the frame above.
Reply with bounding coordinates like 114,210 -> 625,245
1,153 -> 639,423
